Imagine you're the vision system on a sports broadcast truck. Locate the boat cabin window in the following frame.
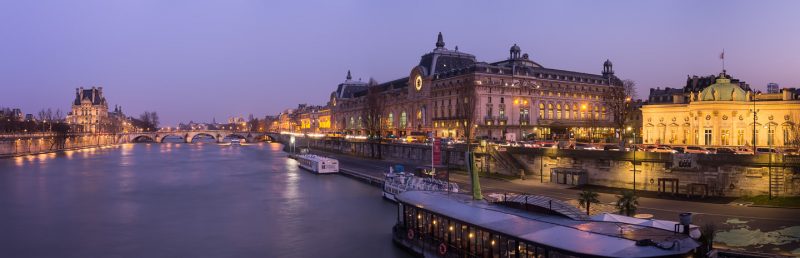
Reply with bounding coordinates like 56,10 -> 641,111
399,203 -> 582,258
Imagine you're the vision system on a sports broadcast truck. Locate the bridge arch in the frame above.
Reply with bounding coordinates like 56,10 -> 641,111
158,133 -> 185,143
132,135 -> 156,143
186,132 -> 217,143
250,133 -> 276,142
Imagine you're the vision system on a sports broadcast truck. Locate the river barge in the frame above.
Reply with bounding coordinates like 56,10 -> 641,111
393,191 -> 700,258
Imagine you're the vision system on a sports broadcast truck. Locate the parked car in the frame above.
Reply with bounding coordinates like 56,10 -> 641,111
705,148 -> 718,154
644,145 -> 657,152
672,146 -> 685,153
715,147 -> 736,154
783,148 -> 799,156
734,147 -> 753,155
574,143 -> 599,150
603,144 -> 621,151
684,146 -> 710,154
522,141 -> 541,148
756,147 -> 780,154
650,146 -> 677,153
541,143 -> 557,149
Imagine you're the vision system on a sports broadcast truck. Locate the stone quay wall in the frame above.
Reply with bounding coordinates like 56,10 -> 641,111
508,147 -> 800,197
0,134 -> 118,157
283,136 -> 468,167
273,134 -> 799,197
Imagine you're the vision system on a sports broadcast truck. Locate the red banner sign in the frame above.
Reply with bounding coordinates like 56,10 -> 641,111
432,137 -> 442,166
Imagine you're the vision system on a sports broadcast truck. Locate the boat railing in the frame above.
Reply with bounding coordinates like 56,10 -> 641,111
491,194 -> 590,220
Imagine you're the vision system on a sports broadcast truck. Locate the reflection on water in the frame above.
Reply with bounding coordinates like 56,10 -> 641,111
0,143 -> 411,258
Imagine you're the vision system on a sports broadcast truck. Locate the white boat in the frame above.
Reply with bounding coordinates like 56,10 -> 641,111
382,170 -> 458,202
296,154 -> 339,174
230,139 -> 242,145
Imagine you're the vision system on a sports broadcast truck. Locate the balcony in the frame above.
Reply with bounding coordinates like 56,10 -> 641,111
498,115 -> 508,122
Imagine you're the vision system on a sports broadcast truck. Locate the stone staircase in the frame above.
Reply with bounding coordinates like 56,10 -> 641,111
769,167 -> 785,197
488,147 -> 528,175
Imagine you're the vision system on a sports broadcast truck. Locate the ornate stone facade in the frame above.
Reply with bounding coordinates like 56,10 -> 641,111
642,71 -> 800,147
329,33 -> 625,142
67,87 -> 109,133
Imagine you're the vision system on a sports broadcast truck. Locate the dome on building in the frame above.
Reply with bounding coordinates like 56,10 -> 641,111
700,72 -> 749,101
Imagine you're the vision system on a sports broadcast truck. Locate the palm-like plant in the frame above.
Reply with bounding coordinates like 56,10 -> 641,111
615,190 -> 639,216
578,190 -> 600,215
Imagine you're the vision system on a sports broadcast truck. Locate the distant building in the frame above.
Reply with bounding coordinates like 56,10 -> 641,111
67,87 -> 110,133
12,108 -> 23,121
768,83 -> 780,94
24,114 -> 34,121
648,87 -> 685,104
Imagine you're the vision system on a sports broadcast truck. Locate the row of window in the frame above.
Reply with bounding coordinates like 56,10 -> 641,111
645,127 -> 794,146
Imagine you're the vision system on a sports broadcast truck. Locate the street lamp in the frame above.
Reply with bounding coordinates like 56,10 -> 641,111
764,124 -> 773,200
580,104 -> 589,141
628,126 -> 636,193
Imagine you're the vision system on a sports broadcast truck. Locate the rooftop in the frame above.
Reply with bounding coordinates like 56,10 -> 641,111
397,191 -> 699,258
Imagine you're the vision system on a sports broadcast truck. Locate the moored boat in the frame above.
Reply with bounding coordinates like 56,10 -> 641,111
296,154 -> 339,174
383,166 -> 458,202
393,191 -> 701,258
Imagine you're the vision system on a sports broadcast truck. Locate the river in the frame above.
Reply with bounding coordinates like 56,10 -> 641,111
0,142 -> 412,258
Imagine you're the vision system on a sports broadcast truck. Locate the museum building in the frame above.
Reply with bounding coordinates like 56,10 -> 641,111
330,33 -> 626,141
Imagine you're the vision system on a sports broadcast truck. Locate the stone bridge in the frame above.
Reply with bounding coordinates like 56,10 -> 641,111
118,130 -> 280,143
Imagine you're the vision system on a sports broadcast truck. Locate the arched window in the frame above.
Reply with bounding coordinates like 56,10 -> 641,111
539,103 -> 545,118
594,106 -> 599,119
573,104 -> 578,119
556,104 -> 562,119
400,111 -> 407,128
601,107 -> 607,120
387,113 -> 394,128
349,116 -> 354,129
547,103 -> 554,119
565,104 -> 571,119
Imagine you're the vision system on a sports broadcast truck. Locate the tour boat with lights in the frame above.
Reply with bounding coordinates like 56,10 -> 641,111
393,191 -> 701,258
296,154 -> 339,174
230,139 -> 242,145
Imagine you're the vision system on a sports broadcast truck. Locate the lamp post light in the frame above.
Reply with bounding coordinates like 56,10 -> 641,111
628,126 -> 636,194
764,124 -> 773,200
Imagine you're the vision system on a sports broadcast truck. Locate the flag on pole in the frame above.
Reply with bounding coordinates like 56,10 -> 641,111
719,50 -> 725,60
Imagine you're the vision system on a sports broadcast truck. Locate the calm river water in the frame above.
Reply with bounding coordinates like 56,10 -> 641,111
0,142 -> 412,258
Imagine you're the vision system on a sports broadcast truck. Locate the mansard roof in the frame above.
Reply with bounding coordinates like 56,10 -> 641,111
73,87 -> 107,106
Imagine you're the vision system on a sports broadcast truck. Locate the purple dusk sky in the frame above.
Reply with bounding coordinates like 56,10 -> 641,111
1,1 -> 799,125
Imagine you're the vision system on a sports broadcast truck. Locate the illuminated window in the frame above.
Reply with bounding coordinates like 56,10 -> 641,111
547,103 -> 553,119
556,103 -> 562,119
538,103 -> 544,118
601,107 -> 607,120
565,104 -> 571,119
704,129 -> 712,145
721,129 -> 730,145
768,127 -> 775,146
737,129 -> 745,145
573,104 -> 578,119
400,112 -> 407,128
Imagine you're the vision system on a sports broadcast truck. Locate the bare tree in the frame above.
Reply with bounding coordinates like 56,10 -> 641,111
606,79 -> 638,144
456,81 -> 482,200
137,111 -> 160,132
362,78 -> 385,159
